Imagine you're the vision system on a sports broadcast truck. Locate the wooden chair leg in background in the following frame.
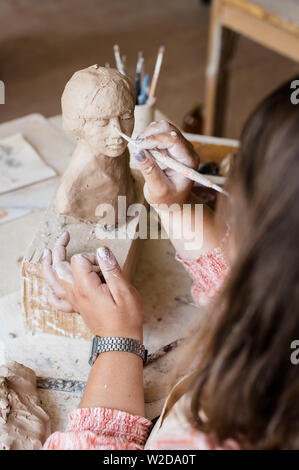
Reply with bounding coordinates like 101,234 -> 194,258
204,0 -> 238,136
214,28 -> 239,136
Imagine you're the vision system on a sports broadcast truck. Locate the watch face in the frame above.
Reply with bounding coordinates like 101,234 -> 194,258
89,337 -> 99,366
88,353 -> 97,367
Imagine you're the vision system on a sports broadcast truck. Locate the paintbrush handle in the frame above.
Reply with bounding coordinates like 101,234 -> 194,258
113,45 -> 125,75
149,45 -> 165,101
138,74 -> 149,105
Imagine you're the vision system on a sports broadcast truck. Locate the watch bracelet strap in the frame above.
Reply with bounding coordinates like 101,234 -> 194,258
89,336 -> 148,366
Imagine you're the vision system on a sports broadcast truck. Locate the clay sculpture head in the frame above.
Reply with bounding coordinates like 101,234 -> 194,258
62,65 -> 135,157
56,65 -> 136,226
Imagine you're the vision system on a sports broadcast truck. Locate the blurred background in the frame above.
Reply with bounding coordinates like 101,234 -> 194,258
0,0 -> 298,138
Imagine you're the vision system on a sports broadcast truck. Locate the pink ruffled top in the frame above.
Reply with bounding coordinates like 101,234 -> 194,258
176,245 -> 229,307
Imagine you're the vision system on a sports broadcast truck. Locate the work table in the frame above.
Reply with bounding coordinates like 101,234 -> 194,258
0,111 -> 200,431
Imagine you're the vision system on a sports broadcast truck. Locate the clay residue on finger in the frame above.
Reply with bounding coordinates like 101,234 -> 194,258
54,262 -> 74,284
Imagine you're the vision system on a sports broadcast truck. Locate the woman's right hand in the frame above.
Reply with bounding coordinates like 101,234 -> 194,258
134,120 -> 199,207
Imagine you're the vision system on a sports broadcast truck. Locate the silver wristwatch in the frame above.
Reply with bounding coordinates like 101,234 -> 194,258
89,336 -> 148,366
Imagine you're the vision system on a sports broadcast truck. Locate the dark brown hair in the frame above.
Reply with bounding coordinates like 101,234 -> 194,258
188,79 -> 299,449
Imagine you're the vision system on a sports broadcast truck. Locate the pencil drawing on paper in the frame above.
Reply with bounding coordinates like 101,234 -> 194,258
0,134 -> 56,195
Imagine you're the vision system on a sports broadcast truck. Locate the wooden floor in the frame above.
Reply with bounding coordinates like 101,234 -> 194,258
0,0 -> 298,138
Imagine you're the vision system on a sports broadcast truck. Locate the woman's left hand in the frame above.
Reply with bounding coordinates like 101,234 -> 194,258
42,231 -> 144,341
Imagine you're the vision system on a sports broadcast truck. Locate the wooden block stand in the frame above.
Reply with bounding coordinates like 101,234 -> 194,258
22,170 -> 145,340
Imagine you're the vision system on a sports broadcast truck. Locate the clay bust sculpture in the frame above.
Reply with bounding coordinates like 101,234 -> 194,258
56,65 -> 136,227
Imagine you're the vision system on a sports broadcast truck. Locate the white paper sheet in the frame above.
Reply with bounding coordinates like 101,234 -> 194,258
0,133 -> 56,194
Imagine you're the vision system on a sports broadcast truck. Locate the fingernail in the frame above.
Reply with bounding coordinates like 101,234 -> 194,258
134,150 -> 147,162
97,246 -> 110,261
42,247 -> 48,258
55,264 -> 74,284
170,131 -> 177,136
57,230 -> 68,241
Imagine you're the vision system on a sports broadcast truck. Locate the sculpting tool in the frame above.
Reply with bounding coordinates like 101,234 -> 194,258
113,127 -> 228,195
113,44 -> 125,75
138,73 -> 149,105
145,338 -> 182,365
134,52 -> 144,103
148,44 -> 165,102
37,376 -> 86,393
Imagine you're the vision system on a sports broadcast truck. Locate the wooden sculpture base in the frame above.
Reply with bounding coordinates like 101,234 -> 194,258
22,170 -> 145,340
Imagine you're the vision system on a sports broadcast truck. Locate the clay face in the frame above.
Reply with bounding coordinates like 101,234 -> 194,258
56,65 -> 137,225
82,87 -> 134,158
62,65 -> 135,157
